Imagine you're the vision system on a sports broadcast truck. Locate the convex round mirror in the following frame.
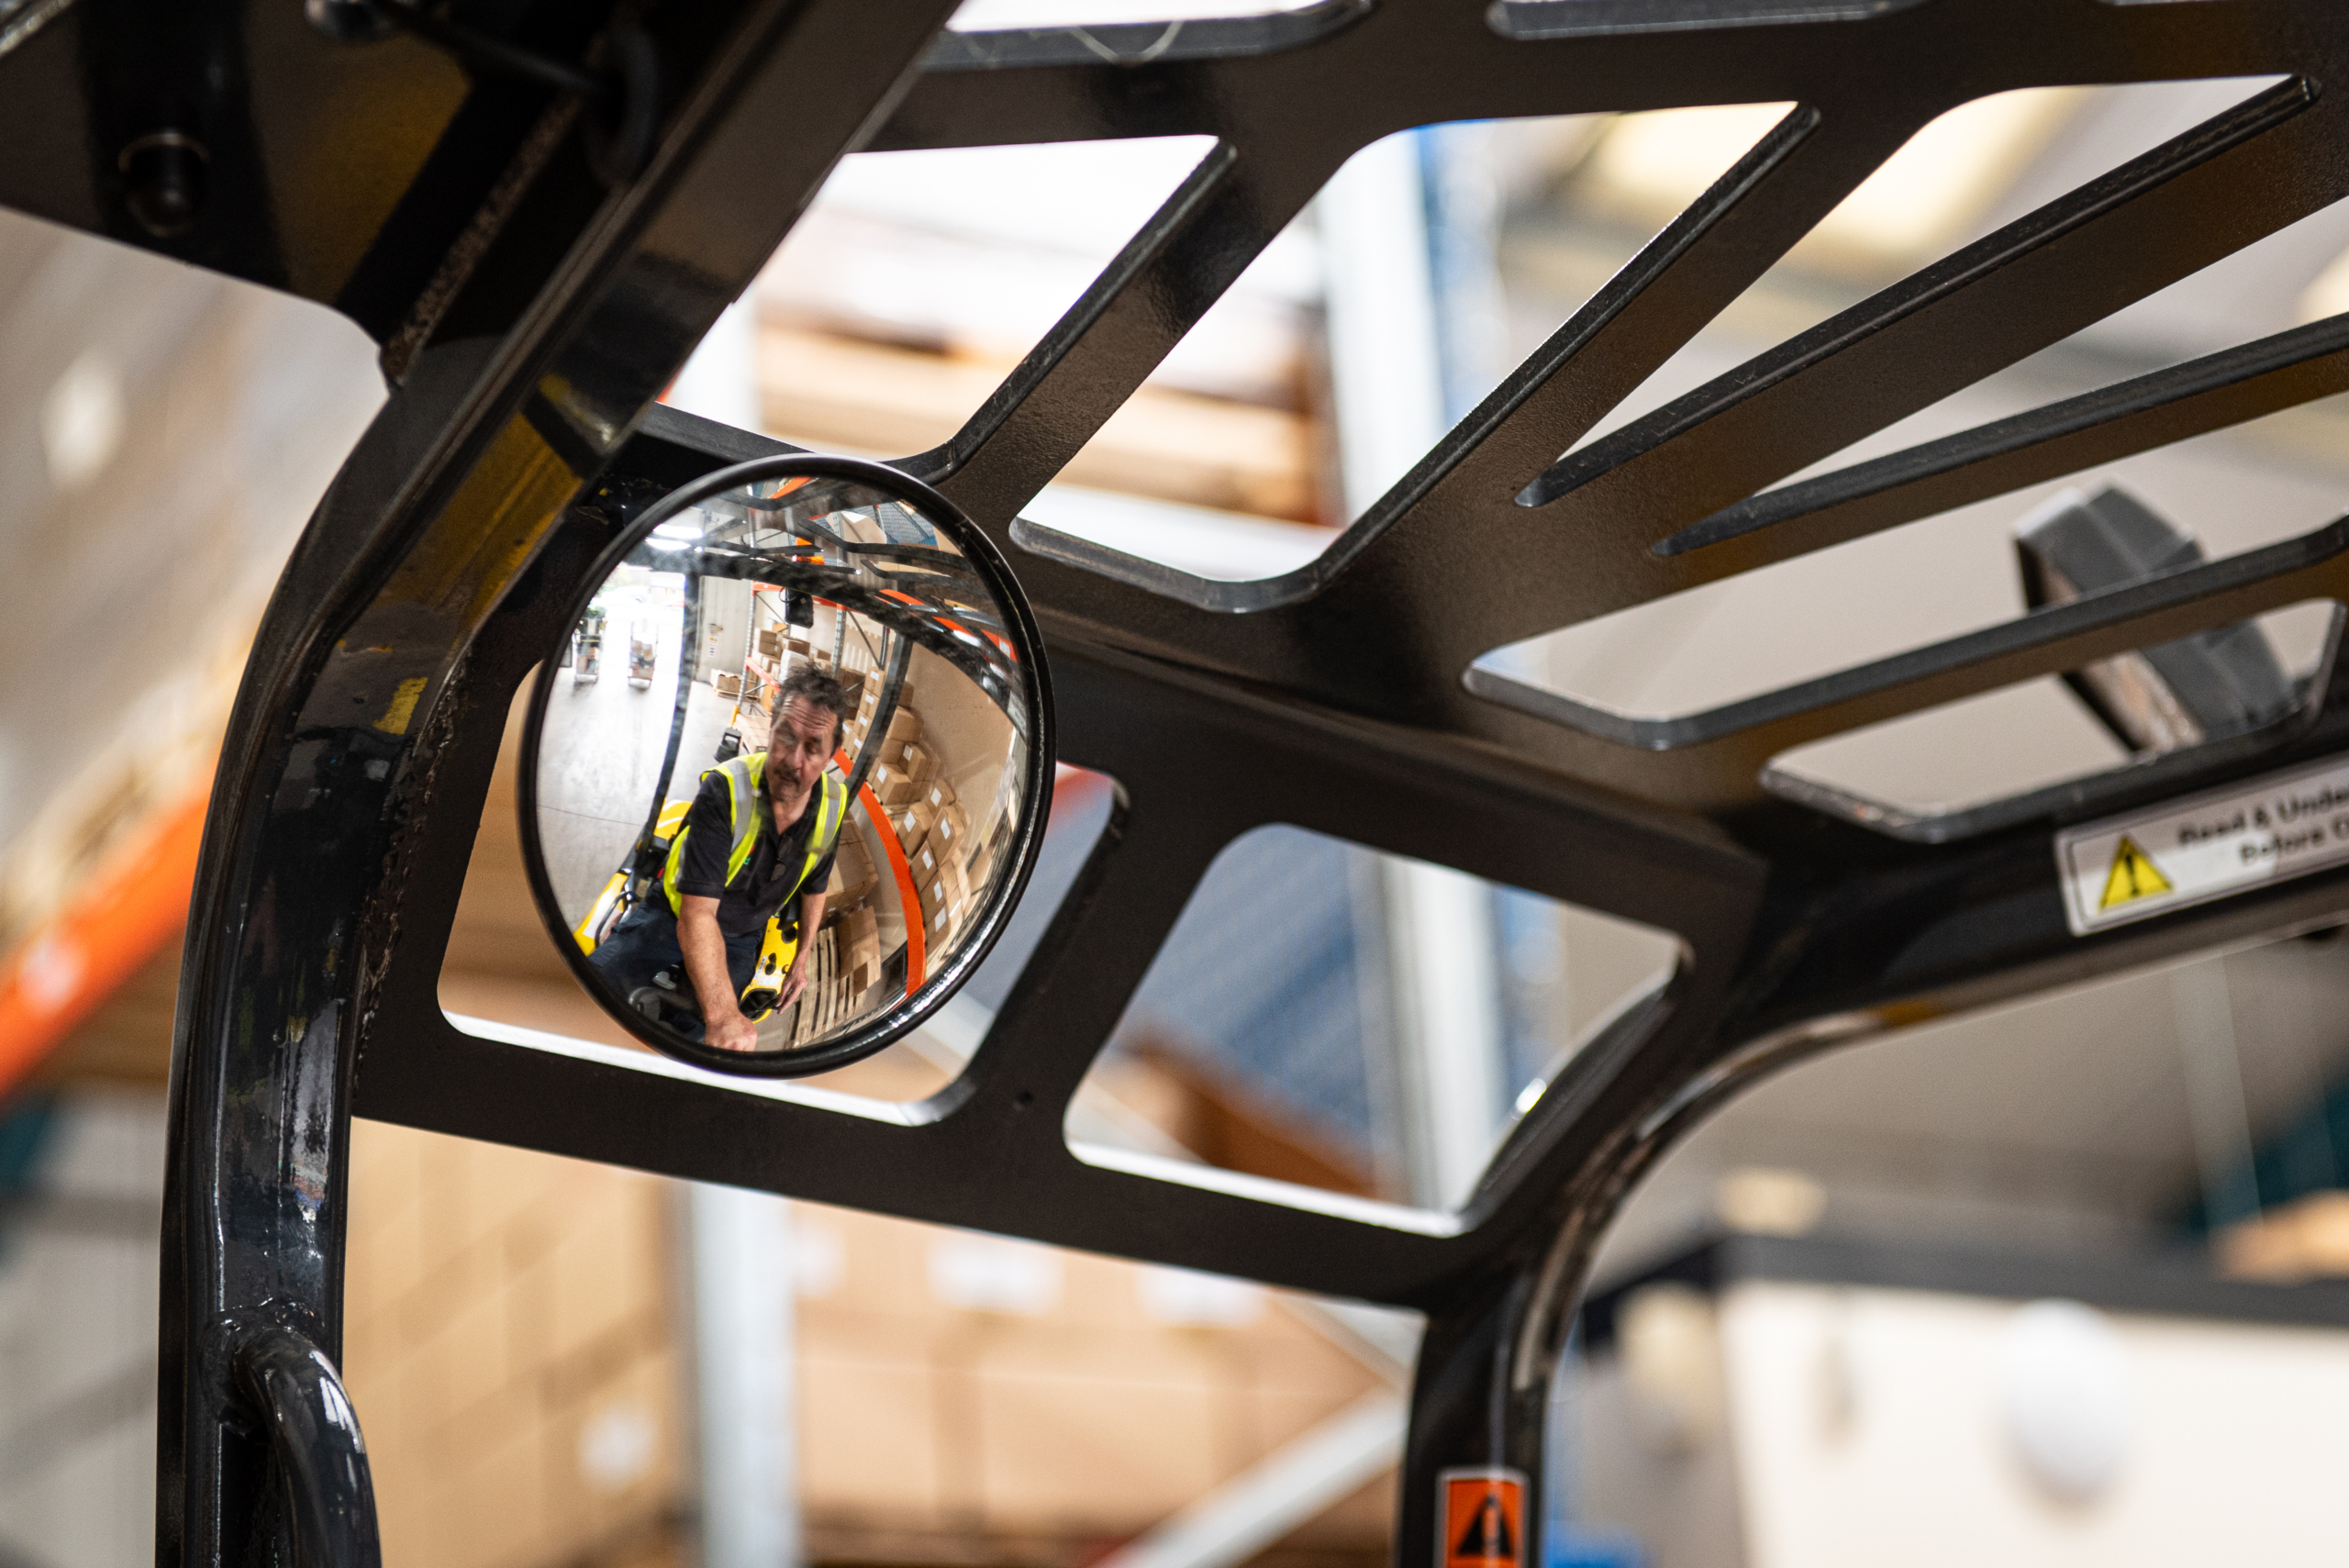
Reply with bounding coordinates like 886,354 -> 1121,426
522,454 -> 1052,1075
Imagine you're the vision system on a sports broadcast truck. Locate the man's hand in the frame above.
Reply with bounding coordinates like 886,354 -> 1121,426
677,895 -> 760,1050
707,1007 -> 761,1053
784,892 -> 827,1012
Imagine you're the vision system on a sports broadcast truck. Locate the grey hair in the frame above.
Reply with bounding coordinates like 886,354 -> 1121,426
774,663 -> 855,743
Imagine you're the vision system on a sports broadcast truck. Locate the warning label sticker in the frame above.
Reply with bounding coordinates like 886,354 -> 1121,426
1439,1468 -> 1526,1568
2056,752 -> 2349,935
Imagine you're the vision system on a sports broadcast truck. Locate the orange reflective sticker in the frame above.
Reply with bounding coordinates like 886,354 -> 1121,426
1440,1468 -> 1526,1568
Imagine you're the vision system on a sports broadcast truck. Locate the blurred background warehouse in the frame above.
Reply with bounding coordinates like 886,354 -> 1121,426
6,6 -> 2349,1566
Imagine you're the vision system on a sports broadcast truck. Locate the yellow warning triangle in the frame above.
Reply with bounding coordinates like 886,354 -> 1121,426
2099,835 -> 2173,911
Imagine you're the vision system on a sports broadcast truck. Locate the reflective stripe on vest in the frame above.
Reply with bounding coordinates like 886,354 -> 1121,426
663,754 -> 846,915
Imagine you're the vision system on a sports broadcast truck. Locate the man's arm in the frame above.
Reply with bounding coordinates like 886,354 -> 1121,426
781,891 -> 828,1008
678,894 -> 759,1052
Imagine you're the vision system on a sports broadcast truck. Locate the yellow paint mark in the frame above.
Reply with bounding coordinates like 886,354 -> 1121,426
373,676 -> 429,736
376,414 -> 580,626
2099,835 -> 2173,911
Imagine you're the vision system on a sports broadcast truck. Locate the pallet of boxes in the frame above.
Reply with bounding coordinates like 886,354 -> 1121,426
857,685 -> 996,962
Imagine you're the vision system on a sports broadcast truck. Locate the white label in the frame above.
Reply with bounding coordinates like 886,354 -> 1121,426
2055,752 -> 2349,935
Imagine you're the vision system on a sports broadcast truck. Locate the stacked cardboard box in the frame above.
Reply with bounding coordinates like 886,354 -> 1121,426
344,1113 -> 1394,1568
915,854 -> 972,940
863,762 -> 906,806
780,913 -> 888,1045
888,773 -> 995,948
841,905 -> 881,995
865,715 -> 931,806
848,699 -> 918,756
826,874 -> 877,914
343,1126 -> 685,1568
755,627 -> 783,661
827,829 -> 878,915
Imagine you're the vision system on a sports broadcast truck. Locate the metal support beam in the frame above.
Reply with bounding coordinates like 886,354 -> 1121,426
1385,861 -> 1508,1210
684,1184 -> 801,1568
2172,959 -> 2263,1234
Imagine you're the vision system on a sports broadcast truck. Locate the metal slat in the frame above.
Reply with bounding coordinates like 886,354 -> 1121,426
1662,311 -> 2349,562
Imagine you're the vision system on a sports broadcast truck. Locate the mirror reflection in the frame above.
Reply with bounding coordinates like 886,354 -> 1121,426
533,469 -> 1037,1062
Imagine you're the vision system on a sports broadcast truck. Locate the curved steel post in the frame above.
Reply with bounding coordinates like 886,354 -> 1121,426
222,1318 -> 382,1568
1401,1275 -> 1546,1568
153,4 -> 965,1564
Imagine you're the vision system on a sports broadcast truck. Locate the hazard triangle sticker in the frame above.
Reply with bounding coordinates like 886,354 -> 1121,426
2098,835 -> 2172,911
1439,1468 -> 1526,1568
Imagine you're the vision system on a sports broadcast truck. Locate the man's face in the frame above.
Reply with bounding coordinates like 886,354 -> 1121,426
766,696 -> 838,800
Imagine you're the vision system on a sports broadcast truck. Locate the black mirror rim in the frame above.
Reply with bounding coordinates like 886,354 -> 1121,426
517,450 -> 1056,1079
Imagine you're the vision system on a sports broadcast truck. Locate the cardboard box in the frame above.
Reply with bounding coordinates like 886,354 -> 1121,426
917,860 -> 970,923
893,802 -> 937,851
882,708 -> 922,749
836,833 -> 874,882
755,628 -> 783,660
924,901 -> 958,946
938,858 -> 971,914
826,877 -> 876,912
896,742 -> 941,787
872,765 -> 922,806
930,800 -> 972,862
908,839 -> 941,884
713,672 -> 742,698
924,778 -> 957,814
848,948 -> 882,995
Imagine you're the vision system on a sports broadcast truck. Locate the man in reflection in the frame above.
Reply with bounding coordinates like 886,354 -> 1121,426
589,666 -> 855,1051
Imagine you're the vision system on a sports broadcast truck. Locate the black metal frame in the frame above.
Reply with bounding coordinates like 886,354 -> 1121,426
516,451 -> 1054,1079
1,0 -> 2321,1562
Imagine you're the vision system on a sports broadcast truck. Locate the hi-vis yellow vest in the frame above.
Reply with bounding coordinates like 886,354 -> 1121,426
662,753 -> 846,917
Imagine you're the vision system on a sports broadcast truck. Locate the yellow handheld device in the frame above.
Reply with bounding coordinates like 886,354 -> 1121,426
737,915 -> 801,1019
